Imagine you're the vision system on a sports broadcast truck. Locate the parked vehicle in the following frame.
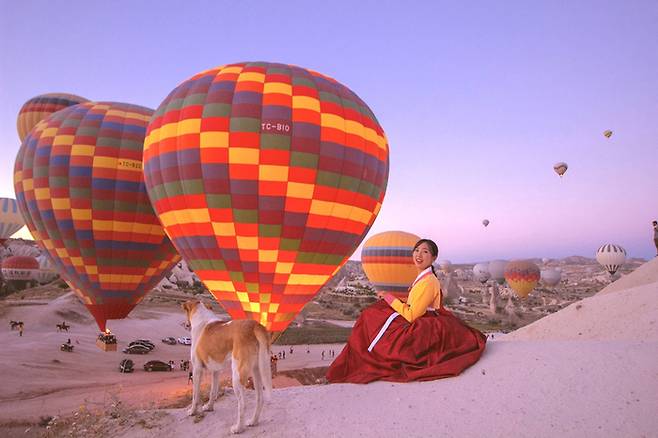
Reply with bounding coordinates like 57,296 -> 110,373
119,359 -> 134,373
60,343 -> 74,352
161,337 -> 177,345
122,344 -> 151,354
128,341 -> 154,351
177,337 -> 191,345
144,360 -> 173,372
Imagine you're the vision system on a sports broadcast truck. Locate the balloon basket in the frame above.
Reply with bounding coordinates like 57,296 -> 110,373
96,333 -> 118,351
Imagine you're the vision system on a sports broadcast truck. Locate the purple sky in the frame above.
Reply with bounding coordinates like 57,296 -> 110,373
1,1 -> 657,262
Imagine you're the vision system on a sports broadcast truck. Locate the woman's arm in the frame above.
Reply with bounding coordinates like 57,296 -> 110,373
383,280 -> 437,323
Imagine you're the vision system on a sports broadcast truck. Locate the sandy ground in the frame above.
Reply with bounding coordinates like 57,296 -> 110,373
1,258 -> 657,437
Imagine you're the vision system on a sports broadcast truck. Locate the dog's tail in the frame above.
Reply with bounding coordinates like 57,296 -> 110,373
254,324 -> 272,401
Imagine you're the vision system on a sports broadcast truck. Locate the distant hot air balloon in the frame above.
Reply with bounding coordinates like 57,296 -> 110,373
472,263 -> 490,284
143,62 -> 389,334
603,130 -> 613,138
438,260 -> 453,274
595,244 -> 626,276
14,101 -> 180,331
553,162 -> 568,177
482,219 -> 490,227
488,260 -> 508,285
1,255 -> 39,289
34,254 -> 59,284
541,257 -> 550,265
16,93 -> 89,142
504,260 -> 540,298
361,231 -> 420,300
0,198 -> 25,245
540,268 -> 561,286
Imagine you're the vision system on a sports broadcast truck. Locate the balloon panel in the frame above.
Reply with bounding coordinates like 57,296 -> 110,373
504,260 -> 540,298
144,62 -> 389,332
14,102 -> 180,331
0,198 -> 25,239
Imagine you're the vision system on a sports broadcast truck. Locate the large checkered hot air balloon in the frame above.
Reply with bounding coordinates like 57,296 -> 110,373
0,198 -> 25,244
504,260 -> 540,298
17,93 -> 89,142
143,61 -> 389,333
361,231 -> 420,300
14,101 -> 180,331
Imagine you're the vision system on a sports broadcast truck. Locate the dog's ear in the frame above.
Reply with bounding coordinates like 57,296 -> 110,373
204,303 -> 213,310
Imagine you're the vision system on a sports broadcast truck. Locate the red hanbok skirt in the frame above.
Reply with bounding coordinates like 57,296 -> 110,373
326,300 -> 487,384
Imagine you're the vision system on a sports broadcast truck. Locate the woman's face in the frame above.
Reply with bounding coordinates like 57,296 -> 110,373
412,242 -> 437,271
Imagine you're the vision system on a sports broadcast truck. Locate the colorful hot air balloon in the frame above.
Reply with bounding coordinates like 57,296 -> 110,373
504,260 -> 540,298
488,260 -> 508,285
540,268 -> 561,287
603,130 -> 613,138
14,101 -> 180,331
472,263 -> 490,284
0,198 -> 25,244
553,162 -> 568,177
482,219 -> 490,227
595,243 -> 626,275
143,62 -> 389,333
1,255 -> 39,281
17,93 -> 89,142
361,231 -> 420,300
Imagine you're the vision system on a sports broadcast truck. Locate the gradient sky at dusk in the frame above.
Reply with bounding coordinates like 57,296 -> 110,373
1,0 -> 657,262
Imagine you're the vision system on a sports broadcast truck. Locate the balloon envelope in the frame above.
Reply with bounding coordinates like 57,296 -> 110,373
595,243 -> 626,275
143,62 -> 389,332
14,101 -> 180,331
488,260 -> 508,285
0,198 -> 25,243
553,162 -> 568,177
504,260 -> 540,298
17,93 -> 89,142
540,268 -> 561,286
473,263 -> 490,284
438,260 -> 452,274
361,231 -> 419,300
482,219 -> 490,227
1,255 -> 39,281
603,130 -> 613,138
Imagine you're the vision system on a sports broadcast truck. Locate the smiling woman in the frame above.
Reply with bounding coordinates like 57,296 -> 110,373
327,238 -> 487,384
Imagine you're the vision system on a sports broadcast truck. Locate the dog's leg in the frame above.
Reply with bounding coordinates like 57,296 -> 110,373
203,370 -> 221,411
247,363 -> 263,427
188,366 -> 203,416
211,370 -> 225,399
230,359 -> 245,434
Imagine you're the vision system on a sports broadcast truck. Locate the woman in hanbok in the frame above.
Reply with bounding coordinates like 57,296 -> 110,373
327,239 -> 486,383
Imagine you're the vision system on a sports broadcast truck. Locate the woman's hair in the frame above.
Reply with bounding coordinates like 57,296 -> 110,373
413,239 -> 439,277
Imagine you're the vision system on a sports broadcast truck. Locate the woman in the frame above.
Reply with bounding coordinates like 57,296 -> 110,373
327,239 -> 486,383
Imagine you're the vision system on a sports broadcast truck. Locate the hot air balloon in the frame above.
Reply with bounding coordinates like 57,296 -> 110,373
0,198 -> 25,245
1,255 -> 39,289
361,231 -> 419,300
143,62 -> 389,333
540,268 -> 561,286
553,162 -> 568,177
482,219 -> 490,227
488,260 -> 508,285
33,254 -> 59,284
504,260 -> 540,298
17,93 -> 89,142
595,244 -> 626,275
472,263 -> 490,284
603,130 -> 613,138
14,101 -> 180,331
438,259 -> 453,274
541,257 -> 550,265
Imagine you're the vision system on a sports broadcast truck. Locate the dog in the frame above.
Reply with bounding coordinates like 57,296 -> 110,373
182,300 -> 272,434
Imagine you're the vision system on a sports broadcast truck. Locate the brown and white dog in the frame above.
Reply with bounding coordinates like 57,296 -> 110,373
182,300 -> 272,434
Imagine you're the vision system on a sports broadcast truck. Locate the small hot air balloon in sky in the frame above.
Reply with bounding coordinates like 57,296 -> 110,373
143,61 -> 389,333
482,219 -> 490,227
603,130 -> 613,138
595,243 -> 626,275
488,260 -> 508,285
540,268 -> 561,287
17,93 -> 89,142
553,162 -> 568,178
361,231 -> 419,300
14,101 -> 180,331
504,260 -> 540,298
0,198 -> 25,245
472,262 -> 490,284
